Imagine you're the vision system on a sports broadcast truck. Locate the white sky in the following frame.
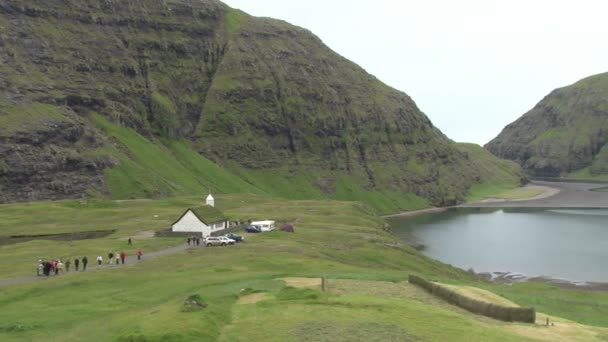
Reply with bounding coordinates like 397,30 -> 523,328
221,0 -> 608,145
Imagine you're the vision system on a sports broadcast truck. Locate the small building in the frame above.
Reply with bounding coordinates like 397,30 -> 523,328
251,220 -> 275,232
171,205 -> 229,237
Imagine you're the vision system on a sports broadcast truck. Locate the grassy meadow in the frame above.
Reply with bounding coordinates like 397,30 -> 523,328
2,195 -> 608,341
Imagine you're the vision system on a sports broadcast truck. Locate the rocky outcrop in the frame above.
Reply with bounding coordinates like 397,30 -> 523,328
0,0 -> 228,202
486,73 -> 608,177
0,112 -> 117,202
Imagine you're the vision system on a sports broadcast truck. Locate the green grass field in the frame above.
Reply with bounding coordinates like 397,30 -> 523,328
466,185 -> 545,202
2,195 -> 608,341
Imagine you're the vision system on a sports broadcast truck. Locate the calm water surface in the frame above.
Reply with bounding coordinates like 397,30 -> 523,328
390,208 -> 608,282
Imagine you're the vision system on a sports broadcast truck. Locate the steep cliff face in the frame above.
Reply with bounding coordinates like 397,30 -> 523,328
0,0 -> 231,200
0,0 -> 523,210
486,73 -> 608,177
0,104 -> 117,202
195,13 -> 524,205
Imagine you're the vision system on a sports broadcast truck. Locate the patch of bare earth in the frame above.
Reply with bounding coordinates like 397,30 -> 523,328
237,293 -> 271,304
280,277 -> 322,289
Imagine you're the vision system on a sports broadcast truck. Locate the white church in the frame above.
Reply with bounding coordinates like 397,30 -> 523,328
171,194 -> 230,237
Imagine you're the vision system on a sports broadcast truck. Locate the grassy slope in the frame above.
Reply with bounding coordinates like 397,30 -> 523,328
2,196 -> 608,341
567,168 -> 608,182
92,114 -> 263,198
93,115 -> 523,214
94,114 -> 433,214
456,143 -> 526,201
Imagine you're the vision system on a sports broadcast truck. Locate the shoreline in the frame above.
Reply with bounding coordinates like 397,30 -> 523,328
386,179 -> 608,218
386,180 -> 608,291
382,207 -> 448,218
476,271 -> 608,292
466,184 -> 561,204
382,182 -> 562,218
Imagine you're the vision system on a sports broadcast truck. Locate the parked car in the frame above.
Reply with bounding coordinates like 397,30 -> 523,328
225,233 -> 244,242
244,225 -> 262,233
204,236 -> 235,246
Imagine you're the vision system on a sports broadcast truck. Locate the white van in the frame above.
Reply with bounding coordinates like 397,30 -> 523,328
250,220 -> 275,232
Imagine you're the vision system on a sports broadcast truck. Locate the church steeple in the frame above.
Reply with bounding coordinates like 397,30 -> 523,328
206,193 -> 215,207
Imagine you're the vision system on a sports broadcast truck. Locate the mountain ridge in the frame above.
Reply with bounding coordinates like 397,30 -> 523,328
0,0 -> 524,212
486,72 -> 608,177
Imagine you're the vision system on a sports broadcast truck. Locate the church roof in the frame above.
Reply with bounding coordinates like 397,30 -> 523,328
190,205 -> 227,224
171,205 -> 228,227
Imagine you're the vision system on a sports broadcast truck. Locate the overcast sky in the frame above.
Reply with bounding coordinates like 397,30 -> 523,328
221,0 -> 608,145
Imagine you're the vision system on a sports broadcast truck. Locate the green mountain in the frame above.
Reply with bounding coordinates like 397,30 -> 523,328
486,72 -> 608,178
0,0 -> 523,213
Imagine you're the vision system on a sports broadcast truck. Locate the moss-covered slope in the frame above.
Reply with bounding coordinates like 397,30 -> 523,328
0,0 -> 523,211
486,73 -> 608,177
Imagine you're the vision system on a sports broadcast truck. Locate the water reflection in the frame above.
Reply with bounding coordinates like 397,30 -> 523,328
390,208 -> 608,282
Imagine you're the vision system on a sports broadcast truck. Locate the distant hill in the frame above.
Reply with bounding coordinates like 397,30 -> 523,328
0,0 -> 524,213
486,72 -> 608,178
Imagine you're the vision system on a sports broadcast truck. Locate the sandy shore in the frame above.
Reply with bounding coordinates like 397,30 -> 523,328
385,180 -> 608,216
461,180 -> 608,208
471,184 -> 561,203
384,180 -> 576,218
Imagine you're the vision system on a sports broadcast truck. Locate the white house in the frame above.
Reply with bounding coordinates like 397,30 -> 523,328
171,204 -> 229,237
251,220 -> 275,232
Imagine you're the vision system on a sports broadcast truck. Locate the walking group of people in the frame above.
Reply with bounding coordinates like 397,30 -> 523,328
99,251 -> 131,265
187,236 -> 201,246
36,248 -> 144,277
37,257 -> 89,276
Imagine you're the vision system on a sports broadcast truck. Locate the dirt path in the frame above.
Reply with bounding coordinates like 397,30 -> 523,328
0,242 -> 197,287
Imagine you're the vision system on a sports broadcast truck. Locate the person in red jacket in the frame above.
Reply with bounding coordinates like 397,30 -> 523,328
50,260 -> 57,275
136,249 -> 143,261
120,251 -> 126,264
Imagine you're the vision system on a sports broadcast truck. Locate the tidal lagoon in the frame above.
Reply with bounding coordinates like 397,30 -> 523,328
391,208 -> 608,282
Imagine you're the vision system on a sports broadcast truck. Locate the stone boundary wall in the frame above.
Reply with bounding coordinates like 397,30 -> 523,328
408,274 -> 535,323
0,230 -> 116,246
